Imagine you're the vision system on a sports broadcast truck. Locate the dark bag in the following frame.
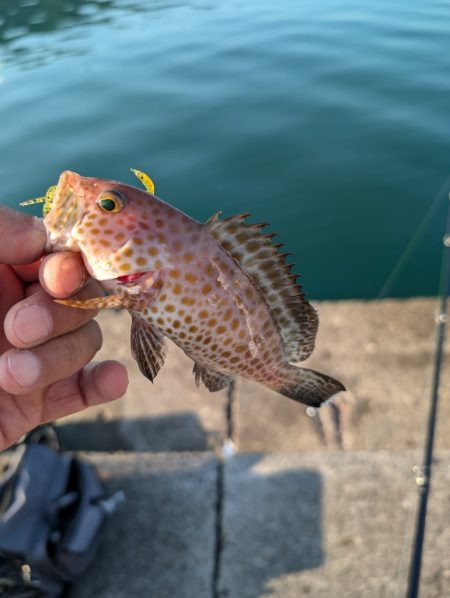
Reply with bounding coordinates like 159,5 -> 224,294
0,430 -> 123,597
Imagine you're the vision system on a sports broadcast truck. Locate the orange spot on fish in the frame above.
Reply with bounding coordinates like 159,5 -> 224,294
123,248 -> 134,257
181,296 -> 195,306
216,326 -> 226,334
199,310 -> 209,319
183,252 -> 194,263
173,283 -> 182,295
169,269 -> 180,278
201,284 -> 212,295
148,246 -> 159,256
185,272 -> 198,284
165,304 -> 175,313
136,257 -> 147,266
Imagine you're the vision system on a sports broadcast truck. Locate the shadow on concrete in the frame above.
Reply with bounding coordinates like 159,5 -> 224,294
70,453 -> 217,598
55,412 -> 215,452
219,454 -> 324,598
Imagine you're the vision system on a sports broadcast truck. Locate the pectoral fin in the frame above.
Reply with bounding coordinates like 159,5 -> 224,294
193,362 -> 233,392
131,316 -> 167,382
55,294 -> 146,310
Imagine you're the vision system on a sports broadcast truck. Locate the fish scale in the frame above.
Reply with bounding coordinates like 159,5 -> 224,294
35,169 -> 344,407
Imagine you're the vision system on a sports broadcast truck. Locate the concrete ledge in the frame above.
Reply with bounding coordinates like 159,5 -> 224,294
233,298 -> 450,451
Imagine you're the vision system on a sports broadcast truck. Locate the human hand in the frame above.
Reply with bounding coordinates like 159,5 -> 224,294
0,205 -> 128,451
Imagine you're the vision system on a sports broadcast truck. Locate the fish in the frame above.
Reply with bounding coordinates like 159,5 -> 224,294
24,169 -> 345,407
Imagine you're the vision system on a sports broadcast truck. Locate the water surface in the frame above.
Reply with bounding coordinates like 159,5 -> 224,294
1,0 -> 449,299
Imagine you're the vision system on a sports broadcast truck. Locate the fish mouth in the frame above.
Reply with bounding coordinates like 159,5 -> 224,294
116,272 -> 148,285
114,270 -> 163,296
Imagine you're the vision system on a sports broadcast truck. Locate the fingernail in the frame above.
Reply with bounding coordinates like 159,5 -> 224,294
7,350 -> 41,387
14,304 -> 53,344
60,255 -> 85,295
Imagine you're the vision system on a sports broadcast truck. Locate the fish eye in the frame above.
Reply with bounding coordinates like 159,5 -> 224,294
96,190 -> 126,213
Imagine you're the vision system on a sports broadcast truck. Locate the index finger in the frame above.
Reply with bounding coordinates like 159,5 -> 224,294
0,205 -> 47,265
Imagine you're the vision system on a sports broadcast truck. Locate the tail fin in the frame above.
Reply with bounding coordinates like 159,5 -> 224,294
271,365 -> 345,408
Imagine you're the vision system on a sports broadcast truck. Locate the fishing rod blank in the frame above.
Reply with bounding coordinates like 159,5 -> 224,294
406,191 -> 450,598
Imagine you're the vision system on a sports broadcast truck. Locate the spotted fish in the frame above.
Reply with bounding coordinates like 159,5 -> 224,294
25,170 -> 344,407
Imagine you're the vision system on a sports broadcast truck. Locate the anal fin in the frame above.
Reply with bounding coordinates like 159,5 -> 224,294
193,362 -> 233,392
131,316 -> 167,382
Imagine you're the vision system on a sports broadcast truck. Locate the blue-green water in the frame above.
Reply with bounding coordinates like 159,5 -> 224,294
1,0 -> 449,299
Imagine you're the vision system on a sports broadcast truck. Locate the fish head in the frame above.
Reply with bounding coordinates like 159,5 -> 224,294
45,170 -> 172,293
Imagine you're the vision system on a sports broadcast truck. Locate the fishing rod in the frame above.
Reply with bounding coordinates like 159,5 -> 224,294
406,190 -> 450,598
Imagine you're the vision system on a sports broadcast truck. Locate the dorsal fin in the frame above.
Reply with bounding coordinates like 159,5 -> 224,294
207,213 -> 318,362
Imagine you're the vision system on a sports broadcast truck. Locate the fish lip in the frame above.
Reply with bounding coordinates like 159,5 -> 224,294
115,272 -> 148,285
114,270 -> 163,296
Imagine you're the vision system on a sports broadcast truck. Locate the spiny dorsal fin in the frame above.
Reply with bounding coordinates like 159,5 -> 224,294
193,362 -> 233,392
131,168 -> 155,194
206,211 -> 222,225
131,316 -> 167,382
207,213 -> 319,362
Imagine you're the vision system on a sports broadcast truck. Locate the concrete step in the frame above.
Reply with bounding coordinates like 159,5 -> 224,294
233,297 -> 450,452
2,450 -> 446,597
